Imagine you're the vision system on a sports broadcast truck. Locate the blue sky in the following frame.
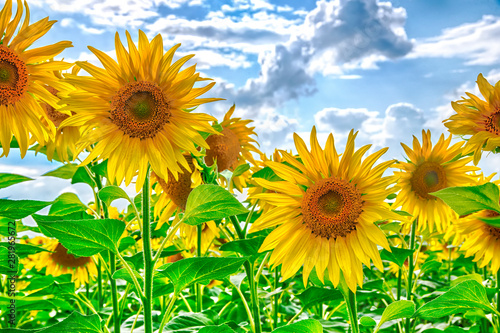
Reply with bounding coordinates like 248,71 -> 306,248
3,0 -> 500,205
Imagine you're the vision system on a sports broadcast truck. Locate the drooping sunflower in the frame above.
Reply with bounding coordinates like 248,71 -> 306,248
153,154 -> 220,252
249,127 -> 401,291
393,130 -> 478,234
205,104 -> 262,192
444,74 -> 500,165
454,192 -> 500,273
25,238 -> 97,287
38,65 -> 82,162
0,0 -> 72,157
59,30 -> 220,191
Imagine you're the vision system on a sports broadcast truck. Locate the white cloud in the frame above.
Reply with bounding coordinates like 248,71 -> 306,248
78,24 -> 105,35
410,15 -> 500,65
60,18 -> 73,27
253,108 -> 299,152
314,107 -> 379,133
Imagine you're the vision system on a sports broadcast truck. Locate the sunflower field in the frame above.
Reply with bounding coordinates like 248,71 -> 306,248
1,1 -> 500,332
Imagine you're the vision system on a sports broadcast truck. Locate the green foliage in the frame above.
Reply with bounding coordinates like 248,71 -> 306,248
49,193 -> 87,216
42,164 -> 79,179
161,257 -> 248,295
431,182 -> 500,215
183,184 -> 248,225
414,280 -> 499,318
380,246 -> 414,267
219,236 -> 267,262
98,185 -> 132,206
0,311 -> 101,332
272,319 -> 323,332
37,218 -> 126,256
296,287 -> 342,309
0,199 -> 53,219
0,173 -> 33,189
374,300 -> 415,332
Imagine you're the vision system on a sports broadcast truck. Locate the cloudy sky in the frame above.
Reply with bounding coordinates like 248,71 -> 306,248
2,0 -> 500,206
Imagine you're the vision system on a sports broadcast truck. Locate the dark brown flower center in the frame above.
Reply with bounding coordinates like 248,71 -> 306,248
51,243 -> 91,268
157,155 -> 195,210
485,111 -> 500,135
205,128 -> 241,171
110,81 -> 171,139
483,210 -> 500,240
0,45 -> 28,106
410,161 -> 447,199
301,177 -> 363,239
42,86 -> 69,127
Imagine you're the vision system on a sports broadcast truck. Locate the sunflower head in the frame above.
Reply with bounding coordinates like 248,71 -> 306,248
249,127 -> 400,291
60,30 -> 221,191
444,73 -> 500,164
394,130 -> 479,233
206,105 -> 262,191
0,0 -> 72,157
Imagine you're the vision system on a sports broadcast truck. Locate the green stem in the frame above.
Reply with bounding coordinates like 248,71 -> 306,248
497,269 -> 500,314
159,294 -> 179,332
86,282 -> 90,315
142,168 -> 153,333
196,224 -> 203,312
448,245 -> 452,283
338,273 -> 359,333
397,268 -> 402,300
229,216 -> 261,333
227,279 -> 254,332
274,268 -> 279,329
109,251 -> 120,333
97,258 -> 103,311
405,218 -> 417,333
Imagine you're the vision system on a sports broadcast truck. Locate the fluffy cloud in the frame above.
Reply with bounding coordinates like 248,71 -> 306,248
410,15 -> 500,66
253,109 -> 299,152
30,0 -> 200,28
314,107 -> 379,133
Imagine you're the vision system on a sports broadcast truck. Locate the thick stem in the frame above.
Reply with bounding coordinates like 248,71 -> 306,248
97,259 -> 103,311
339,274 -> 359,333
196,224 -> 203,312
229,216 -> 262,333
497,269 -> 500,314
109,252 -> 120,333
397,268 -> 402,300
405,219 -> 417,333
142,168 -> 153,333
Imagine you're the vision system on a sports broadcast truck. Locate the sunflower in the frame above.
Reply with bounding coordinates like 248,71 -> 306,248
0,0 -> 72,157
38,65 -> 82,162
153,154 -> 220,251
206,104 -> 262,192
59,30 -> 220,191
444,74 -> 500,165
25,238 -> 97,287
455,203 -> 500,273
249,127 -> 400,291
393,130 -> 478,234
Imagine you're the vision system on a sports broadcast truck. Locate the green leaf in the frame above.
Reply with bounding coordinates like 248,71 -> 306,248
375,300 -> 415,332
451,274 -> 483,287
164,311 -> 217,332
49,193 -> 87,216
252,166 -> 283,182
28,281 -> 75,297
414,280 -> 497,318
198,324 -> 236,333
113,267 -> 143,284
296,287 -> 342,309
232,163 -> 250,177
0,242 -> 50,257
431,183 -> 500,216
42,164 -> 78,179
0,199 -> 53,219
98,185 -> 132,207
118,236 -> 136,252
272,319 -> 323,332
0,246 -> 18,274
380,247 -> 414,267
71,166 -> 95,188
477,215 -> 500,228
162,257 -> 247,294
420,260 -> 442,274
0,173 -> 33,190
379,222 -> 402,233
219,236 -> 267,262
37,219 -> 126,256
183,185 -> 248,226
360,316 -> 377,327
0,311 -> 101,332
